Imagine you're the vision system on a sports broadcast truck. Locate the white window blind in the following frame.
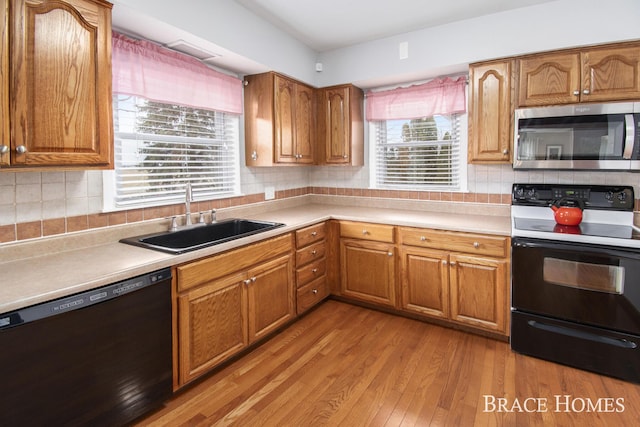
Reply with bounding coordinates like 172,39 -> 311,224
108,94 -> 240,209
372,115 -> 464,190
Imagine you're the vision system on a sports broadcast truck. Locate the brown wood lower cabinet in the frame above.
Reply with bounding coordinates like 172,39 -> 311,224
399,227 -> 510,336
295,222 -> 329,314
174,234 -> 294,387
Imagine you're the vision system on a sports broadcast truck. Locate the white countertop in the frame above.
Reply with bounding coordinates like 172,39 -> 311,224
0,198 -> 510,313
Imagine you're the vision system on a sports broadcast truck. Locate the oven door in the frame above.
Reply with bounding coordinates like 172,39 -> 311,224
512,237 -> 640,335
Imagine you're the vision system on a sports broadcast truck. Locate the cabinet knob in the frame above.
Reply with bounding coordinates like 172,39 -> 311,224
583,89 -> 590,95
251,150 -> 258,161
473,242 -> 480,248
312,268 -> 318,274
311,231 -> 317,237
450,261 -> 457,267
251,276 -> 257,282
343,154 -> 348,159
573,90 -> 580,96
388,252 -> 393,257
442,260 -> 448,266
311,250 -> 317,255
312,289 -> 318,294
243,279 -> 252,285
0,145 -> 8,154
502,149 -> 509,155
362,229 -> 369,235
16,145 -> 27,154
420,236 -> 427,241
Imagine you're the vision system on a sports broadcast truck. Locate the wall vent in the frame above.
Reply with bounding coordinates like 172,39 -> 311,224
165,39 -> 221,64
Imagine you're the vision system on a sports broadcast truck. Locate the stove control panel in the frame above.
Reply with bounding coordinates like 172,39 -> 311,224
512,184 -> 634,211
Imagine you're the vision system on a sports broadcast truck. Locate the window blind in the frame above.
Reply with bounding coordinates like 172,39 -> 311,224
112,95 -> 239,208
372,115 -> 462,190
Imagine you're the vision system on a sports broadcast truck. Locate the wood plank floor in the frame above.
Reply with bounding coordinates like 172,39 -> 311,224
134,300 -> 640,426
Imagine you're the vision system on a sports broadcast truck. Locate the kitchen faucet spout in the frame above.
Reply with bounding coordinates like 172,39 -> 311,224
185,183 -> 193,225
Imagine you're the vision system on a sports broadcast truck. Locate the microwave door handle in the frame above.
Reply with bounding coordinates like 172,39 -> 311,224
623,113 -> 635,159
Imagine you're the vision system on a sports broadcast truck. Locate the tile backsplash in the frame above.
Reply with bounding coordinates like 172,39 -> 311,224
2,164 -> 640,241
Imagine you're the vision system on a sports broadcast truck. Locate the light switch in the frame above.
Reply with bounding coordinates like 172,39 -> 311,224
399,41 -> 409,60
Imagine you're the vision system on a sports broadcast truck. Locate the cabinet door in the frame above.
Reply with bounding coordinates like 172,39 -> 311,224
10,0 -> 112,167
294,84 -> 315,163
247,254 -> 295,343
274,75 -> 297,163
340,238 -> 396,307
178,272 -> 248,385
400,246 -> 449,319
518,52 -> 581,106
582,45 -> 640,102
0,0 -> 8,166
321,86 -> 350,164
449,254 -> 508,333
468,60 -> 512,163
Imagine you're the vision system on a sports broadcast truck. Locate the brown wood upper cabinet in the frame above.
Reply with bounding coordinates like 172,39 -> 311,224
468,60 -> 513,163
244,72 -> 316,166
1,0 -> 113,168
518,42 -> 640,106
316,84 -> 364,166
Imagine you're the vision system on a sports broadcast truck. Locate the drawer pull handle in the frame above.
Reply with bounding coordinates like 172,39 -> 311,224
420,236 -> 427,241
312,289 -> 318,294
311,231 -> 317,236
473,242 -> 480,248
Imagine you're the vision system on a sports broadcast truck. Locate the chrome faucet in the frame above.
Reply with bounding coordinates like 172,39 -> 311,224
185,182 -> 193,226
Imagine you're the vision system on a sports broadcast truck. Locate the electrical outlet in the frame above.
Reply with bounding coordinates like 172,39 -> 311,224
265,186 -> 275,200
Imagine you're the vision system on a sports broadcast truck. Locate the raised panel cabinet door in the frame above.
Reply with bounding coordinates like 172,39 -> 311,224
518,52 -> 581,107
582,44 -> 640,102
294,83 -> 315,163
178,272 -> 248,386
400,246 -> 449,319
10,0 -> 113,166
468,60 -> 512,163
0,0 -> 8,166
274,75 -> 297,163
340,238 -> 396,307
448,254 -> 508,334
247,254 -> 295,343
322,86 -> 350,164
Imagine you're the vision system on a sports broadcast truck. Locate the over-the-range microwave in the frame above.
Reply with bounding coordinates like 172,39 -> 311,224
513,102 -> 640,170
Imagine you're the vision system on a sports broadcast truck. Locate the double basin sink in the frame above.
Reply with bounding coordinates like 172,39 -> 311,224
120,218 -> 285,254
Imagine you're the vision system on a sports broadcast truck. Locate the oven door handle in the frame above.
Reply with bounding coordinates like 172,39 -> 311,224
527,320 -> 638,349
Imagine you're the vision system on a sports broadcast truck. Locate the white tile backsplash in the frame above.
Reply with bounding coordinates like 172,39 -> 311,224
3,164 -> 640,227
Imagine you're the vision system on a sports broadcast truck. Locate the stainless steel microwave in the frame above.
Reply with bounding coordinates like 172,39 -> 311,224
513,102 -> 640,170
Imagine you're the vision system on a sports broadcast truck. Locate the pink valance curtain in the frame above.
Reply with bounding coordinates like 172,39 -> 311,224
366,76 -> 466,120
112,32 -> 243,114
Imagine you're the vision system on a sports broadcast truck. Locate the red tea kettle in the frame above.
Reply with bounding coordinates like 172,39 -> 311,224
550,198 -> 583,226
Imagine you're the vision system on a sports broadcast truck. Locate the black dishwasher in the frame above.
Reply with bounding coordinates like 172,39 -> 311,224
0,268 -> 173,427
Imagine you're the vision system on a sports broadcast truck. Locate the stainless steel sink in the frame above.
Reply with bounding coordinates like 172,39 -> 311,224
120,218 -> 285,254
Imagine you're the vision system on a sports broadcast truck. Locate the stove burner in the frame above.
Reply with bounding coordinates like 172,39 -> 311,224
514,218 -> 635,239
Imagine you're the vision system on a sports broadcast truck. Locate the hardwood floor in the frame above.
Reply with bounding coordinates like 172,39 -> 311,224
135,300 -> 640,426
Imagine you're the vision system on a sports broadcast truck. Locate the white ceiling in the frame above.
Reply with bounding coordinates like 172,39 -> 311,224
234,0 -> 557,52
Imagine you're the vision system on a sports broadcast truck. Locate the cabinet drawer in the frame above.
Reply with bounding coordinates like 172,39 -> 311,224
398,227 -> 509,258
340,221 -> 394,243
297,277 -> 328,314
296,222 -> 326,247
177,233 -> 293,292
296,258 -> 326,287
296,240 -> 326,266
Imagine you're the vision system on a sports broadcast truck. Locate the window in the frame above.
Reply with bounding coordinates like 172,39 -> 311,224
105,95 -> 240,209
366,77 -> 467,191
104,32 -> 243,210
371,114 -> 465,190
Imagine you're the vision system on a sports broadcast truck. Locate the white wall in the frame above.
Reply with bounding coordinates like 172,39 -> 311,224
317,0 -> 640,88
